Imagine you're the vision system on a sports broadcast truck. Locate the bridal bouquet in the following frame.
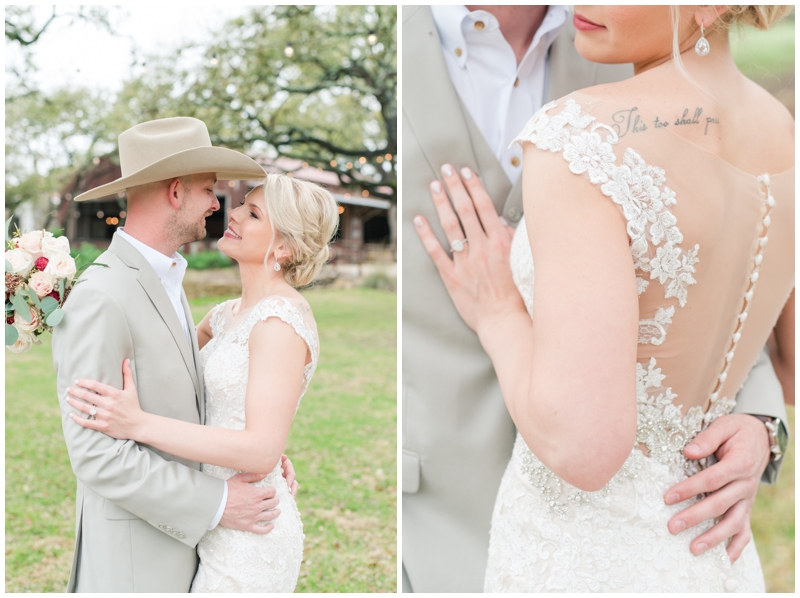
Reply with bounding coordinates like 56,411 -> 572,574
5,223 -> 79,353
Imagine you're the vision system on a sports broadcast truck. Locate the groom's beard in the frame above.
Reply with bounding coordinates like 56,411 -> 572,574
170,188 -> 210,245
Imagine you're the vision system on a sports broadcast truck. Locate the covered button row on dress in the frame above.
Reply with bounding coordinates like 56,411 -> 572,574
709,174 -> 774,403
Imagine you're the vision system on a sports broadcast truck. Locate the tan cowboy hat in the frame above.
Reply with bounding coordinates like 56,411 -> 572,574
74,117 -> 265,201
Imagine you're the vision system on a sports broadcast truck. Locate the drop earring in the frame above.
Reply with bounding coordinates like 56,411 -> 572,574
273,259 -> 281,271
695,23 -> 710,56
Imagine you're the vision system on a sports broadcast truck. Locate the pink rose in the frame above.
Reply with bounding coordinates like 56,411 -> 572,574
41,235 -> 71,259
6,328 -> 34,354
29,271 -> 55,298
44,253 -> 77,281
14,305 -> 40,332
5,248 -> 34,276
17,231 -> 45,259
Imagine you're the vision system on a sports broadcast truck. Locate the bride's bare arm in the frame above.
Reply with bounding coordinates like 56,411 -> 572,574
768,288 -> 794,405
67,317 -> 307,474
415,155 -> 638,492
196,306 -> 215,350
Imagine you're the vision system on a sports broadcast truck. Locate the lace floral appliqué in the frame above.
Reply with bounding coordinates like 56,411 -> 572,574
512,99 -> 700,342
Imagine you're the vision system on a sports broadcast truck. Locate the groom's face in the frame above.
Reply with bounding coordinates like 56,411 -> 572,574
171,173 -> 220,244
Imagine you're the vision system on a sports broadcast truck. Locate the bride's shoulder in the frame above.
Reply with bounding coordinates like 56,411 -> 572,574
254,292 -> 315,324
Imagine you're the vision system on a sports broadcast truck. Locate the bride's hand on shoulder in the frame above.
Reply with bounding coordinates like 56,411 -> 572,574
66,359 -> 147,440
414,164 -> 526,335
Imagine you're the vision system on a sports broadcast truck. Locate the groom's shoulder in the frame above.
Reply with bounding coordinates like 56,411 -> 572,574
67,249 -> 134,305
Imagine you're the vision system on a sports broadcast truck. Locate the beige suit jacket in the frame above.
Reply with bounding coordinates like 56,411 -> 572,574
52,234 -> 224,592
401,5 -> 787,593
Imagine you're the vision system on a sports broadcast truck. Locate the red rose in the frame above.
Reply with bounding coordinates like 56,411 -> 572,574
47,290 -> 60,301
6,315 -> 13,326
35,257 -> 49,271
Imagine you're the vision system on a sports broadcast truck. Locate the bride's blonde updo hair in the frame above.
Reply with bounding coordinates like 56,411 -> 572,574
260,173 -> 339,287
717,5 -> 794,30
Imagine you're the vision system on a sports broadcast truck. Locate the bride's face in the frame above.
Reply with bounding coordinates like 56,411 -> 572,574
572,6 -> 693,67
218,185 -> 284,268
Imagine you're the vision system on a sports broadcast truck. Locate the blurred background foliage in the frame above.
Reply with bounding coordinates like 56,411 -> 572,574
730,8 -> 794,116
5,5 -> 397,224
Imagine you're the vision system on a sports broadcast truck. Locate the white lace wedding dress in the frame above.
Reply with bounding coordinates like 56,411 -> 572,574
484,95 -> 794,592
190,297 -> 319,593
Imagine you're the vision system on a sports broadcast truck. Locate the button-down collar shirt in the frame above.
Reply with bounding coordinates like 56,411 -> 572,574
430,5 -> 569,184
114,229 -> 227,529
116,229 -> 190,343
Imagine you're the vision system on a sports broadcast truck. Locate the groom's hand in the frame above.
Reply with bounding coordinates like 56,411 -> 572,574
221,472 -> 281,534
664,414 -> 770,562
281,454 -> 299,498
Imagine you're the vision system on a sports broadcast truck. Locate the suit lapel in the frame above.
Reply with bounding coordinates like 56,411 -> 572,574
458,96 -> 512,215
108,235 -> 202,404
136,266 -> 202,400
404,6 -> 504,205
181,290 -> 205,423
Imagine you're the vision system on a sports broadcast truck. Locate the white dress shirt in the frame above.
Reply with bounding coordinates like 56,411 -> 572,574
430,5 -> 569,184
115,229 -> 227,530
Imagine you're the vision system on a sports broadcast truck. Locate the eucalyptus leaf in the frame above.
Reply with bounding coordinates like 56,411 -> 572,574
46,308 -> 64,326
10,293 -> 31,322
19,287 -> 41,310
5,323 -> 19,346
40,296 -> 59,315
5,259 -> 12,273
59,276 -> 66,299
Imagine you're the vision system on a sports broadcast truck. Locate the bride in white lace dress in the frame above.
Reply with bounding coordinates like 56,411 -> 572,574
68,173 -> 339,592
414,5 -> 794,592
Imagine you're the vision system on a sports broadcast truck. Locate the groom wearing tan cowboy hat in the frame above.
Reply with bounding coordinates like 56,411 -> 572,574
54,117 -> 288,592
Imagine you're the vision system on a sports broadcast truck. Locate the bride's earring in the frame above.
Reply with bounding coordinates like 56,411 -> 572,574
695,23 -> 710,56
273,258 -> 281,272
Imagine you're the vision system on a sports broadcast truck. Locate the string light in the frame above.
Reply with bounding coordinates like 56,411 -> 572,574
210,53 -> 219,66
368,30 -> 377,45
284,42 -> 294,57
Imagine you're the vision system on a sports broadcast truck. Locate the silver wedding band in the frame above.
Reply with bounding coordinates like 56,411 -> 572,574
450,238 -> 468,253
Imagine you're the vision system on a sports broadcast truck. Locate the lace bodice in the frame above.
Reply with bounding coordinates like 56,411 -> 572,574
191,296 -> 316,592
485,96 -> 793,592
203,296 -> 319,419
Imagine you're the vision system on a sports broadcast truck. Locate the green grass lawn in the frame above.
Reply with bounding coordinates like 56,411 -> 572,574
5,287 -> 397,593
751,406 -> 794,593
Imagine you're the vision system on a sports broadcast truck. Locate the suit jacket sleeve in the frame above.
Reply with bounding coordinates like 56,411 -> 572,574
731,347 -> 788,485
52,282 -> 224,547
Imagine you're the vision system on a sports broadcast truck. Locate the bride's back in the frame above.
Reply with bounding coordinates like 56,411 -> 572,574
560,65 -> 794,417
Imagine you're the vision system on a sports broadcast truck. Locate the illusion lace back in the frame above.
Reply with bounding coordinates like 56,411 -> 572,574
486,95 -> 794,592
191,297 -> 319,593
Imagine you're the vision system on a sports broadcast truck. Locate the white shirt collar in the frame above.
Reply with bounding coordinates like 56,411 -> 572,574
115,228 -> 187,285
431,5 -> 569,70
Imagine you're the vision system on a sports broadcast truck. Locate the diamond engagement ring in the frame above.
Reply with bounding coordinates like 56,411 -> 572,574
89,405 -> 97,417
450,238 -> 468,253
